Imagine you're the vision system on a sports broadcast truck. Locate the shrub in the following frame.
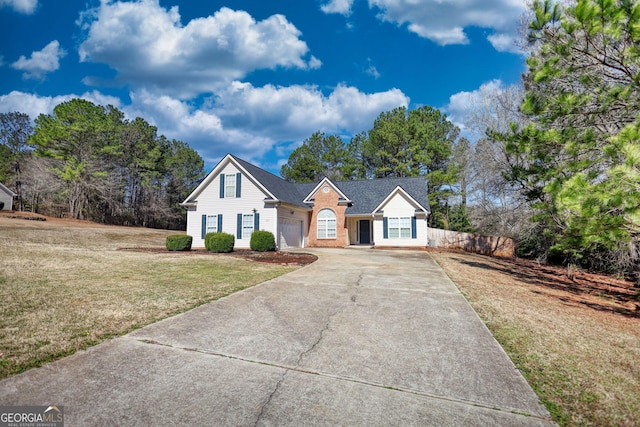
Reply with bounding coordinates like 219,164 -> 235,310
205,232 -> 235,253
165,234 -> 192,251
250,230 -> 276,252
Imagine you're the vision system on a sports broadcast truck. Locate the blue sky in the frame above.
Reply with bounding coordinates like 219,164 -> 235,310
0,0 -> 527,174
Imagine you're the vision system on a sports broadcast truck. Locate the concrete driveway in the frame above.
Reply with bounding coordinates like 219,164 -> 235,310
0,248 -> 554,426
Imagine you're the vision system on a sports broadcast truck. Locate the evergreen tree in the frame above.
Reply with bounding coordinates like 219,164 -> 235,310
500,0 -> 640,273
281,131 -> 349,182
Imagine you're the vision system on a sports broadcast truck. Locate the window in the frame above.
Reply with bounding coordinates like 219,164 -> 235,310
225,174 -> 236,198
206,215 -> 218,234
242,214 -> 254,239
388,217 -> 411,239
317,209 -> 337,239
220,173 -> 241,198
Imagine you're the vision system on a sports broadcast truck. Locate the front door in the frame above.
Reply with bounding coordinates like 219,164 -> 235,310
359,220 -> 371,244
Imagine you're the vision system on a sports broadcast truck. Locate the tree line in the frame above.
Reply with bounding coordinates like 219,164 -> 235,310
0,99 -> 205,229
282,0 -> 640,279
279,105 -> 477,231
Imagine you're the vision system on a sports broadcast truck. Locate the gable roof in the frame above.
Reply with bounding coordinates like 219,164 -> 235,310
183,154 -> 429,214
302,177 -> 352,205
230,156 -> 309,208
182,154 -> 309,209
314,177 -> 429,215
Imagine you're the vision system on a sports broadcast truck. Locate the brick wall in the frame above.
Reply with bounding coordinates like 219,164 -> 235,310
308,185 -> 349,247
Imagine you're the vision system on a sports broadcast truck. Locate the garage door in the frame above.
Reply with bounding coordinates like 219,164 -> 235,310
278,217 -> 303,249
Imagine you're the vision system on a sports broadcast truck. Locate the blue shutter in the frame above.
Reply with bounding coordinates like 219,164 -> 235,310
236,173 -> 242,198
383,217 -> 389,239
219,174 -> 225,198
201,215 -> 207,239
217,214 -> 223,232
254,213 -> 260,230
411,216 -> 417,239
237,214 -> 242,239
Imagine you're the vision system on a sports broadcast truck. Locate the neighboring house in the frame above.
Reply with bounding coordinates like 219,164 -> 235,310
181,154 -> 430,249
0,182 -> 15,211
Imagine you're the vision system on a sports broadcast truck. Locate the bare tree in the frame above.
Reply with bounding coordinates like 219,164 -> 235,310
20,155 -> 63,214
461,83 -> 533,238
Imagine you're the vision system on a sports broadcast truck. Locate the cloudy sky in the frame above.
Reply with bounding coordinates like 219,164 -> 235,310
0,0 -> 527,173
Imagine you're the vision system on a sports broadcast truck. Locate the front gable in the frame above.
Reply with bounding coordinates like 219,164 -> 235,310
305,178 -> 350,247
182,154 -> 276,206
373,186 -> 428,217
303,177 -> 351,206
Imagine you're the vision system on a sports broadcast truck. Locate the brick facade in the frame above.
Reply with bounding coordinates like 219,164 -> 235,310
307,184 -> 349,247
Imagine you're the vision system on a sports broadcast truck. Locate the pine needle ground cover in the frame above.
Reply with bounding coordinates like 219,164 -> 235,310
0,216 -> 298,379
431,250 -> 640,427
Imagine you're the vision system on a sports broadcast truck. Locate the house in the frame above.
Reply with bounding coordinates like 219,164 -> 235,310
181,154 -> 430,249
0,182 -> 15,211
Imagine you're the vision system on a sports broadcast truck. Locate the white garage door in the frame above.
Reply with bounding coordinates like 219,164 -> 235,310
278,217 -> 303,249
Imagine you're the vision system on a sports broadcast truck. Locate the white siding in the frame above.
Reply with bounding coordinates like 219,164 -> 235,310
276,206 -> 309,248
374,191 -> 428,247
186,163 -> 277,249
0,190 -> 12,211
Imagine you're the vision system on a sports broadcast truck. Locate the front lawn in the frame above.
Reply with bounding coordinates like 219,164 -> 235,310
0,216 -> 299,379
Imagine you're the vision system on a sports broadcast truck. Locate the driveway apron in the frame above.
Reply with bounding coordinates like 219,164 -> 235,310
0,248 -> 554,426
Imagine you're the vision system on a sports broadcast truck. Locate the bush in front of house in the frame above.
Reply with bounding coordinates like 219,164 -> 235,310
250,230 -> 276,252
165,234 -> 193,251
205,232 -> 235,253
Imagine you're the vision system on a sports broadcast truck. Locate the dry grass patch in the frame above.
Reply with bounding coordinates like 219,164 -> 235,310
430,250 -> 640,427
0,217 -> 298,379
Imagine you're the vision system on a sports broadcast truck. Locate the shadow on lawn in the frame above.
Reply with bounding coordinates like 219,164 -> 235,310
454,257 -> 640,318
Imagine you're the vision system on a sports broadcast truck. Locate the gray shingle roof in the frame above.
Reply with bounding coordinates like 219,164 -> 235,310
332,177 -> 429,215
231,155 -> 309,208
231,155 -> 430,214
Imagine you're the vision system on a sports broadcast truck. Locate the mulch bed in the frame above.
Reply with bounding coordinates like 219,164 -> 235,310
119,247 -> 318,266
0,211 -> 47,221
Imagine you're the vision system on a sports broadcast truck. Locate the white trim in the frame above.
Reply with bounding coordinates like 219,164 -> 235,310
303,177 -> 351,205
242,213 -> 254,240
372,186 -> 429,214
317,208 -> 337,239
0,183 -> 16,197
180,154 -> 278,206
205,215 -> 218,234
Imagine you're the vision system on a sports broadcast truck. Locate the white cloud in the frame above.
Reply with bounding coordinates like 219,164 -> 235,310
125,82 -> 408,163
367,0 -> 526,52
487,33 -> 520,54
11,41 -> 66,79
0,90 -> 121,121
212,81 -> 408,139
444,79 -> 525,138
0,83 -> 408,168
365,56 -> 382,78
0,0 -> 38,14
321,0 -> 355,15
444,79 -> 505,132
78,1 -> 319,98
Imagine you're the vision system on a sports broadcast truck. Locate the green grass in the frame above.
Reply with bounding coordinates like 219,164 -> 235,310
0,217 -> 298,379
